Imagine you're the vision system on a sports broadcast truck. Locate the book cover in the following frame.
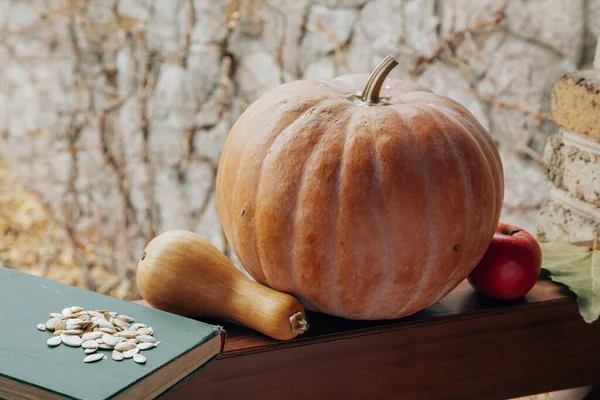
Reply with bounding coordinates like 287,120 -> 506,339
0,265 -> 225,400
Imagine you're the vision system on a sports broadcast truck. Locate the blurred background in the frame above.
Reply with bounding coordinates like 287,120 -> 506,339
0,0 -> 597,300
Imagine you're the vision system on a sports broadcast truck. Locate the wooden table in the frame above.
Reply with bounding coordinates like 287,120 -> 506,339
136,280 -> 600,400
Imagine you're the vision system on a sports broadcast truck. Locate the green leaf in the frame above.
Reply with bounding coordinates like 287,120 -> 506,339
540,239 -> 600,323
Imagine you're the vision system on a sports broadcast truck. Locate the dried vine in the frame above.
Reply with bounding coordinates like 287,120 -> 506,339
409,4 -> 508,77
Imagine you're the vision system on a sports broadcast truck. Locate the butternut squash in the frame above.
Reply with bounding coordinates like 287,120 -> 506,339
135,229 -> 309,341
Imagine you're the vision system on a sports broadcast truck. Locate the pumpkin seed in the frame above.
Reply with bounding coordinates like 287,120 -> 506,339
137,327 -> 153,336
137,342 -> 156,350
115,340 -> 136,352
82,331 -> 103,341
113,318 -> 128,331
56,320 -> 67,331
47,336 -> 62,346
102,334 -> 116,346
116,330 -> 138,338
88,311 -> 104,319
45,317 -> 59,331
137,335 -> 155,343
112,350 -> 124,361
123,347 -> 139,358
82,340 -> 98,350
66,319 -> 83,330
118,314 -> 135,323
62,329 -> 83,335
133,354 -> 146,364
83,353 -> 104,363
39,306 -> 158,365
79,322 -> 94,331
61,334 -> 83,347
96,319 -> 114,330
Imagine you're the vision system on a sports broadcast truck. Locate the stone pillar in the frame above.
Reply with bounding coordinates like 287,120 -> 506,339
536,37 -> 600,243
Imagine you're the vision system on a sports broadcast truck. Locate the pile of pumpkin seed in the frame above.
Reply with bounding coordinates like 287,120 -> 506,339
37,306 -> 160,364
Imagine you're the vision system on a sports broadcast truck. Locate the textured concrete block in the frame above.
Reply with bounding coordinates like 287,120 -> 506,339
542,133 -> 565,189
543,129 -> 600,207
537,188 -> 600,243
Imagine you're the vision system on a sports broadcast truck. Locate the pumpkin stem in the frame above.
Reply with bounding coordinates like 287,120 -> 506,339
361,55 -> 398,104
289,311 -> 309,335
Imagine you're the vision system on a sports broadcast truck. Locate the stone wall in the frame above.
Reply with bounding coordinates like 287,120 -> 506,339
0,0 -> 597,279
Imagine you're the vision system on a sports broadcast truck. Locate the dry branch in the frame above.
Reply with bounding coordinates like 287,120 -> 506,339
303,17 -> 347,67
177,0 -> 200,187
0,2 -> 75,36
464,86 -> 547,121
495,104 -> 545,165
216,6 -> 240,118
182,0 -> 196,69
502,203 -> 542,211
410,4 -> 507,77
138,40 -> 158,243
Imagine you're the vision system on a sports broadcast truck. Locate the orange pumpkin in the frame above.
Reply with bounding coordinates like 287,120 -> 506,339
215,56 -> 504,320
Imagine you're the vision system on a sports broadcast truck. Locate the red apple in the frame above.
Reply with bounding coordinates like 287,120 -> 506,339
467,222 -> 542,300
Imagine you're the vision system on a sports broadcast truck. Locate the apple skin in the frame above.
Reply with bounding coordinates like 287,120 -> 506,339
467,222 -> 542,300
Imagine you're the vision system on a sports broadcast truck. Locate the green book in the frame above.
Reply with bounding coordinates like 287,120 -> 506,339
0,265 -> 225,400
